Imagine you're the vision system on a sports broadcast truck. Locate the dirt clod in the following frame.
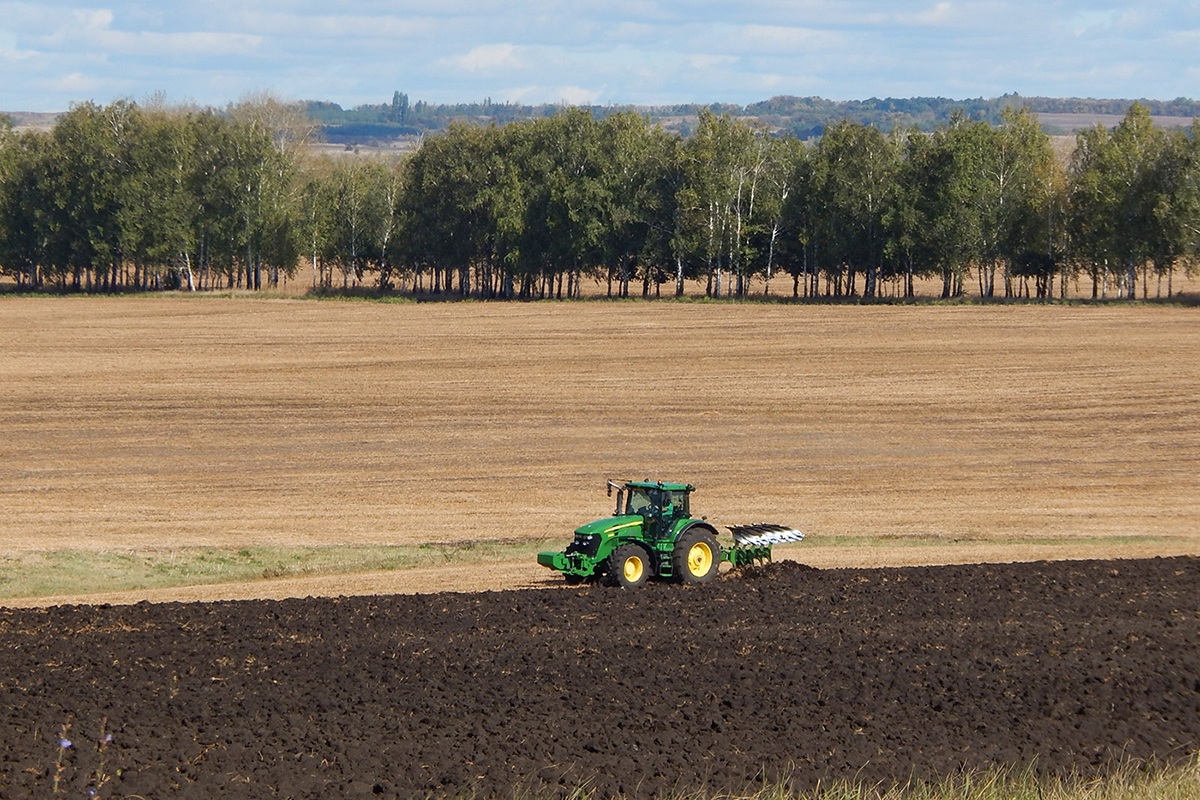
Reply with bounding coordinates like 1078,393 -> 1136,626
731,559 -> 819,581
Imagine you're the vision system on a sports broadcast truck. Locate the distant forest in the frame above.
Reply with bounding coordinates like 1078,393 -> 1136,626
308,92 -> 1200,144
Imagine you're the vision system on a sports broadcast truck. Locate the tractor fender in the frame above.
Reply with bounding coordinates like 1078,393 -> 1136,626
672,520 -> 720,542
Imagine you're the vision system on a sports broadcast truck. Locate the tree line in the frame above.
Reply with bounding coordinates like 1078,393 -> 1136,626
307,92 -> 1200,143
1,99 -> 1197,300
745,94 -> 1200,139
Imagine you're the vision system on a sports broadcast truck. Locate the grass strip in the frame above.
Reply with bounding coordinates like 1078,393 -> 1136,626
0,533 -> 1177,601
0,539 -> 555,601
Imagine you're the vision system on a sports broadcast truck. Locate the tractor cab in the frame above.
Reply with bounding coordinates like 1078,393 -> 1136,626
614,480 -> 692,538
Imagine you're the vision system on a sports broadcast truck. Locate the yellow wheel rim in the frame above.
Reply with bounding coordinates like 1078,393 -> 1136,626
623,555 -> 644,583
687,542 -> 714,576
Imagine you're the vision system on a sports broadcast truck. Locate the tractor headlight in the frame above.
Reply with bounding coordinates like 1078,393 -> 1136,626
566,534 -> 600,557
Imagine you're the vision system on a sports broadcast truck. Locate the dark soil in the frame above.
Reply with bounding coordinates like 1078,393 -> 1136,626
1,557 -> 1198,799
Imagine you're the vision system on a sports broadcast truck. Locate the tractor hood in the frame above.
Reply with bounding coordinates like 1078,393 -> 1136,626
574,515 -> 644,538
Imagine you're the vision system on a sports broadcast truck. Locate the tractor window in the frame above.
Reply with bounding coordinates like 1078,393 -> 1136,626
626,488 -> 653,515
663,490 -> 689,516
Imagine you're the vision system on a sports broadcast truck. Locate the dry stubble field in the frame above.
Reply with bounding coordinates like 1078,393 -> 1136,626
1,296 -> 1198,605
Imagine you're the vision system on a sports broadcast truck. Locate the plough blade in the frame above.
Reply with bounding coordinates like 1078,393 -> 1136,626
728,523 -> 806,547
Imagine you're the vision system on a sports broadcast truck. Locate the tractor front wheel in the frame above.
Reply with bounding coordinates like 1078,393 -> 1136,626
605,544 -> 650,588
673,528 -> 720,584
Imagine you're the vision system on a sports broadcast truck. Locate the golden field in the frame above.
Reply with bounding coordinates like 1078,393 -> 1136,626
1,295 -> 1197,605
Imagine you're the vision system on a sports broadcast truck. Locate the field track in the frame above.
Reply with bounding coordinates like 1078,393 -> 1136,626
1,295 -> 1198,604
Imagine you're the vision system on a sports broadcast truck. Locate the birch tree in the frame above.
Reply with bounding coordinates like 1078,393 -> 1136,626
811,120 -> 898,297
1068,103 -> 1167,298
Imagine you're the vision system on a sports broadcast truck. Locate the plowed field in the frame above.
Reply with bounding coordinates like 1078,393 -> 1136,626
2,557 -> 1197,798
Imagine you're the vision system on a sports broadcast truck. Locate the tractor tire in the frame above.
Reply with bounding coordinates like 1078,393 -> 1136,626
673,528 -> 720,584
605,544 -> 650,588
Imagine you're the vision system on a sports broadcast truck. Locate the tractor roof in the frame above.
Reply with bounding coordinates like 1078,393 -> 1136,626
625,480 -> 694,492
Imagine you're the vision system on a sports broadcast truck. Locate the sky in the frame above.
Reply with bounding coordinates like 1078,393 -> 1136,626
1,1 -> 1198,113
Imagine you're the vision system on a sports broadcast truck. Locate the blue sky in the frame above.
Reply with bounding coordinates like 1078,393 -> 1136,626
1,1 -> 1197,112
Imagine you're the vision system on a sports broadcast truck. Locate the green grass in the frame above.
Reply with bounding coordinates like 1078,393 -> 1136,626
867,758 -> 1199,800
0,539 -> 554,601
807,758 -> 1200,800
519,758 -> 1200,800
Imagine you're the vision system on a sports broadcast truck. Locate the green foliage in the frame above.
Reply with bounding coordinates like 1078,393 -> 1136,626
0,100 -> 300,291
886,108 -> 1061,299
303,157 -> 404,290
675,110 -> 763,297
1,100 -> 1198,300
810,120 -> 900,297
1067,104 -> 1182,299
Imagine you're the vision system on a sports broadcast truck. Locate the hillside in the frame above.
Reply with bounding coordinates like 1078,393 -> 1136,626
5,94 -> 1198,145
2,111 -> 61,131
306,92 -> 1200,144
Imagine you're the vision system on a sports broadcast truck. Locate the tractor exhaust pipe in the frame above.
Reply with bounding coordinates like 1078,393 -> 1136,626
607,480 -> 625,517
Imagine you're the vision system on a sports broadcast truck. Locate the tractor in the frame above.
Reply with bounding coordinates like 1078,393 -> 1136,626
537,479 -> 804,587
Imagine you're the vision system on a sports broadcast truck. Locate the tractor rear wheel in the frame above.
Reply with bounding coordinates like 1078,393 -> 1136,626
673,528 -> 720,584
605,544 -> 650,588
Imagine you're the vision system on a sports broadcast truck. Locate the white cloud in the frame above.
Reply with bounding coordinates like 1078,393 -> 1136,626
911,2 -> 955,26
45,8 -> 262,56
685,53 -> 739,71
1,1 -> 1198,111
441,43 -> 524,73
554,85 -> 602,105
235,11 -> 436,41
1068,10 -> 1117,36
738,24 -> 846,53
71,7 -> 113,34
495,85 -> 539,103
48,70 -> 112,93
606,21 -> 660,43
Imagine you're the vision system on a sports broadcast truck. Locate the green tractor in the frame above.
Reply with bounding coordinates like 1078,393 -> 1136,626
537,479 -> 804,587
